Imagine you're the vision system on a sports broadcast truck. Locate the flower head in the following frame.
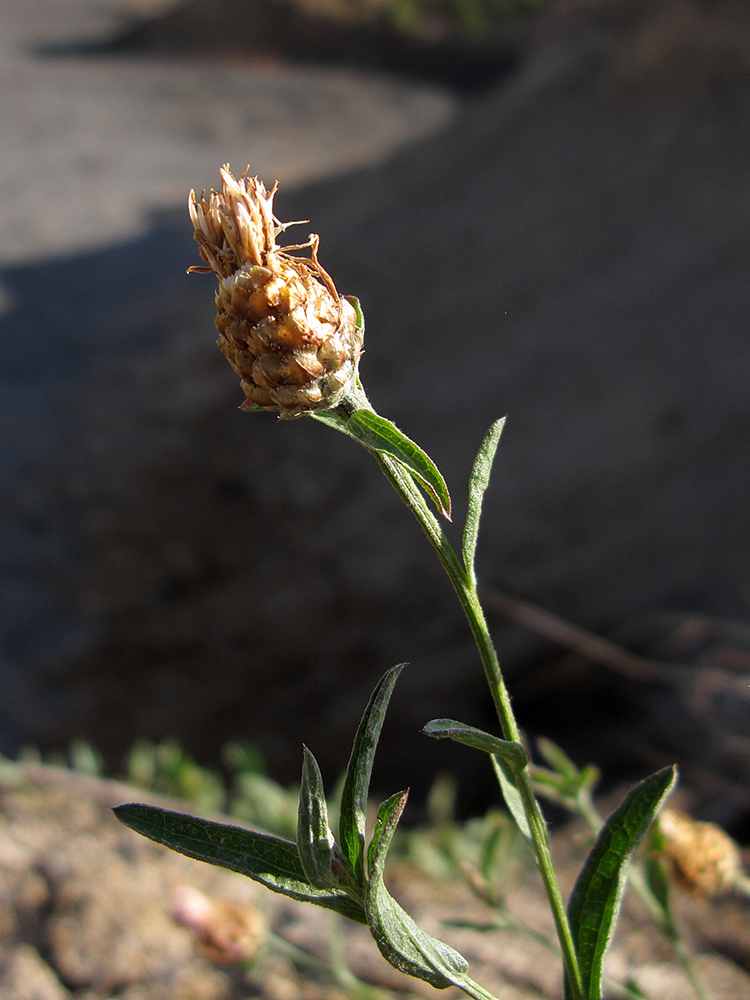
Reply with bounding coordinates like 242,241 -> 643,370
189,166 -> 362,418
657,808 -> 743,897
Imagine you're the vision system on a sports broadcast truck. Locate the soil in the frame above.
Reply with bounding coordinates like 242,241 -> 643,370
2,762 -> 750,1000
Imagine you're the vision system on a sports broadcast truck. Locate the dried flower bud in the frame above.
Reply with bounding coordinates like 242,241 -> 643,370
657,808 -> 743,898
172,885 -> 266,964
189,166 -> 362,419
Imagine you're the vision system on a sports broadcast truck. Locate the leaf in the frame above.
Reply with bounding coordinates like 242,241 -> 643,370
566,766 -> 677,999
339,664 -> 405,887
422,718 -> 527,771
309,408 -> 351,436
491,755 -> 533,846
462,418 -> 505,582
365,790 -> 471,990
536,737 -> 581,783
346,410 -> 452,520
114,803 -> 366,924
421,718 -> 531,845
343,294 -> 365,335
297,747 -> 351,890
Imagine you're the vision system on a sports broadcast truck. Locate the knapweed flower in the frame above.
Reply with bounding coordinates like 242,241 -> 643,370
189,166 -> 362,418
171,886 -> 266,964
657,808 -> 743,898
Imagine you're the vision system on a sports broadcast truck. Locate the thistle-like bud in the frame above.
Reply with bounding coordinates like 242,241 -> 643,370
189,166 -> 362,419
657,808 -> 743,898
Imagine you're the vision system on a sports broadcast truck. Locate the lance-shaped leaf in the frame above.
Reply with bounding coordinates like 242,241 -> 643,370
365,790 -> 471,990
462,418 -> 505,583
339,664 -> 405,888
345,410 -> 452,520
298,746 -> 351,891
423,718 -> 532,845
310,410 -> 450,522
422,718 -> 527,771
114,803 -> 366,924
491,756 -> 533,846
565,766 -> 677,999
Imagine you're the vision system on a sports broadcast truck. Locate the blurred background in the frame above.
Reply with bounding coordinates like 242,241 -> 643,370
1,0 -> 749,835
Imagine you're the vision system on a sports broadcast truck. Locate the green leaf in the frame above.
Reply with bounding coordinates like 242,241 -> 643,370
566,766 -> 677,999
114,803 -> 366,924
642,852 -> 672,920
297,746 -> 351,891
462,418 -> 505,582
422,718 -> 527,771
491,755 -> 533,846
344,294 -> 365,335
339,664 -> 405,887
309,408 -> 350,436
346,410 -> 452,520
367,789 -> 409,877
365,790 -> 471,990
421,718 -> 531,846
536,737 -> 581,783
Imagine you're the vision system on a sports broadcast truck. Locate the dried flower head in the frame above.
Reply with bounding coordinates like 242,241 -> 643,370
657,808 -> 743,898
172,885 -> 266,964
189,166 -> 362,419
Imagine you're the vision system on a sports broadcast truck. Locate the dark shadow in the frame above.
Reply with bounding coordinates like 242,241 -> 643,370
31,0 -> 526,93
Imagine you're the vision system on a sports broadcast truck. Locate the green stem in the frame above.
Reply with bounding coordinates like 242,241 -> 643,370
371,451 -> 584,1000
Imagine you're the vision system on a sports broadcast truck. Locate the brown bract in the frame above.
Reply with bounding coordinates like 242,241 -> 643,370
657,808 -> 743,898
189,166 -> 362,418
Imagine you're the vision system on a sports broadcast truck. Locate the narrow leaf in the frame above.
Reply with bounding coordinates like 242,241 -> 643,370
365,791 -> 471,990
367,789 -> 410,878
339,664 -> 405,887
423,718 -> 532,845
567,766 -> 677,999
536,737 -> 581,782
114,803 -> 366,923
422,718 -> 528,771
491,756 -> 533,845
310,408 -> 350,436
462,418 -> 505,582
344,294 -> 365,335
346,410 -> 452,520
298,747 -> 350,890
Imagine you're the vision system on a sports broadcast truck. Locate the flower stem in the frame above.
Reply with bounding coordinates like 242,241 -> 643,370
372,451 -> 584,1000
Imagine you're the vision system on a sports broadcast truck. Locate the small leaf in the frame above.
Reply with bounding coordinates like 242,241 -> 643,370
346,410 -> 452,520
422,718 -> 527,771
297,747 -> 350,890
536,737 -> 581,783
339,664 -> 405,887
423,718 -> 532,845
114,803 -> 366,924
462,418 -> 505,582
491,756 -> 532,846
238,399 -> 270,413
365,791 -> 471,990
643,852 -> 671,919
566,766 -> 677,999
310,408 -> 350,436
343,294 -> 365,335
367,789 -> 410,878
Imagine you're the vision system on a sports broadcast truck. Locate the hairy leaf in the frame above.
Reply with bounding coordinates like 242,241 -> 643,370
365,791 -> 471,990
422,718 -> 527,771
298,746 -> 350,890
566,766 -> 677,998
346,410 -> 452,520
114,803 -> 366,923
462,418 -> 505,582
491,756 -> 533,845
339,664 -> 404,887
